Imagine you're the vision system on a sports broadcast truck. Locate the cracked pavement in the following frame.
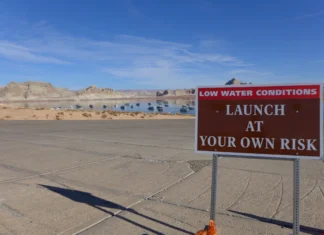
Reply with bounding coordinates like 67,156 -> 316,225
0,120 -> 323,235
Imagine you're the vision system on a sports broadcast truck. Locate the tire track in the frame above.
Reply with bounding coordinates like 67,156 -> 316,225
226,172 -> 251,210
271,176 -> 284,219
272,179 -> 317,218
186,186 -> 211,204
129,164 -> 172,191
237,176 -> 283,206
318,184 -> 324,200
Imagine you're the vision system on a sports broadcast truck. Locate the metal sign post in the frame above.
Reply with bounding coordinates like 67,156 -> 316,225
210,154 -> 218,221
293,158 -> 300,235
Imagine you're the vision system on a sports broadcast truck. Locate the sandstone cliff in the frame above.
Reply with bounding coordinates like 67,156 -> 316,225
225,78 -> 251,85
0,82 -> 75,101
76,85 -> 125,100
0,78 -> 250,101
0,82 -> 124,101
156,89 -> 195,97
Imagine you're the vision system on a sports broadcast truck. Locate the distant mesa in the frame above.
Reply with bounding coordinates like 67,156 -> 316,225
0,81 -> 124,102
156,90 -> 169,96
225,78 -> 251,85
156,88 -> 195,97
0,78 -> 252,101
76,85 -> 124,100
0,81 -> 75,101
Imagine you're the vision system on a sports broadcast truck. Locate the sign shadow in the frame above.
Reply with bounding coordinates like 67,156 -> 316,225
39,185 -> 194,235
228,210 -> 324,235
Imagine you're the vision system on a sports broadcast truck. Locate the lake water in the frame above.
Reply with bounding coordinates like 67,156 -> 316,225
5,100 -> 324,117
6,98 -> 196,115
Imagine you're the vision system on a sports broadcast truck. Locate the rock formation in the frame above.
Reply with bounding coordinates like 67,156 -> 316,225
0,78 -> 252,101
225,78 -> 251,85
0,82 -> 124,101
0,81 -> 75,101
76,85 -> 124,99
156,90 -> 169,96
156,89 -> 195,97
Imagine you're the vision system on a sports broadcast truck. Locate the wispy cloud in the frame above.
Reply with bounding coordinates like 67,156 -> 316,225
0,21 -> 255,88
310,60 -> 324,63
0,40 -> 68,64
199,40 -> 220,48
125,0 -> 142,17
296,11 -> 324,19
229,69 -> 271,76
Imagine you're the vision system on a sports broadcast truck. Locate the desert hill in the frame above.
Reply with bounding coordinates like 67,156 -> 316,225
0,78 -> 248,101
0,82 -> 75,101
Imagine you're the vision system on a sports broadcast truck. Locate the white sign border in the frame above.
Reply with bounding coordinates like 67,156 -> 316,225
195,83 -> 324,160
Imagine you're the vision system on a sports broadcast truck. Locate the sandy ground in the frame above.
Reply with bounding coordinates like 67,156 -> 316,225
0,105 -> 194,120
0,120 -> 323,235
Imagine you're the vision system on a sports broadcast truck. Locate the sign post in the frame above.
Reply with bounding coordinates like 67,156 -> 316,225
293,159 -> 300,235
195,84 -> 323,235
210,154 -> 218,221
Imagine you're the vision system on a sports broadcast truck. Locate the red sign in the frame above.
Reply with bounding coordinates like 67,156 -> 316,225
195,84 -> 323,159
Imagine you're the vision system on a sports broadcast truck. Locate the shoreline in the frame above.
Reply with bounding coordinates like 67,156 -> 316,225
0,95 -> 195,104
0,105 -> 195,120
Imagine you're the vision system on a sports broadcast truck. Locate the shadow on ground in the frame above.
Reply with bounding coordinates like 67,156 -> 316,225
229,210 -> 324,235
39,185 -> 195,235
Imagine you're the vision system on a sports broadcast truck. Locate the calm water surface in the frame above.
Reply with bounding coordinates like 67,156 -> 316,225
7,98 -> 196,115
6,100 -> 324,117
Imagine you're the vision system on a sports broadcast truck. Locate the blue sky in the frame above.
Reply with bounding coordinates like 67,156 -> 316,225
0,0 -> 323,90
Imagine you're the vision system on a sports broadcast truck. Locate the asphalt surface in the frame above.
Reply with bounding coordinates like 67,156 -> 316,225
0,120 -> 323,235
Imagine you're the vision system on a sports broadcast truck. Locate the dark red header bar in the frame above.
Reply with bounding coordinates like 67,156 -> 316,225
198,85 -> 321,100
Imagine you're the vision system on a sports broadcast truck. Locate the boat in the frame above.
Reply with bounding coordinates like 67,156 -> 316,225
157,106 -> 163,112
103,105 -> 107,109
164,104 -> 169,107
76,104 -> 82,109
120,105 -> 125,110
180,106 -> 189,113
89,104 -> 94,109
148,106 -> 155,111
136,103 -> 140,106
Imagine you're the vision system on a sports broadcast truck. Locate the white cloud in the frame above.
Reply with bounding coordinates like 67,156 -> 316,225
0,21 -> 256,88
296,11 -> 324,19
311,60 -> 324,63
0,40 -> 68,64
229,69 -> 271,76
199,40 -> 220,48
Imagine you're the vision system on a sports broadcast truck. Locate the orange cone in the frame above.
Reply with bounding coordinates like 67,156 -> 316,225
196,220 -> 217,235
